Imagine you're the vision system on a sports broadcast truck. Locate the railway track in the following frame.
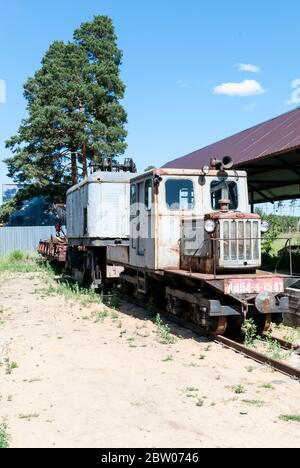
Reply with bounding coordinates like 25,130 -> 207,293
262,334 -> 300,352
137,301 -> 300,381
215,335 -> 300,381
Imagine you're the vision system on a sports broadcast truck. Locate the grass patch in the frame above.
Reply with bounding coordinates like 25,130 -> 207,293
5,359 -> 18,375
242,399 -> 265,407
186,387 -> 199,392
279,414 -> 300,423
185,387 -> 199,398
272,323 -> 300,343
93,309 -> 109,323
155,314 -> 176,345
0,251 -> 41,273
41,279 -> 101,307
110,310 -> 119,320
265,335 -> 287,360
0,420 -> 10,448
261,383 -> 275,390
103,287 -> 120,310
232,384 -> 246,394
196,398 -> 204,407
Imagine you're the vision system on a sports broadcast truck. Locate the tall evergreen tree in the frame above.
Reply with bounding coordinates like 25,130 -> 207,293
73,16 -> 127,164
1,16 -> 127,222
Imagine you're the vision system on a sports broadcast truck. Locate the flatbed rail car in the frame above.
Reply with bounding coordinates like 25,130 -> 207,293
106,158 -> 298,334
38,204 -> 67,264
38,236 -> 67,264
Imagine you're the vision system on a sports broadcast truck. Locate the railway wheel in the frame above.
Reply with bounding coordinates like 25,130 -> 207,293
251,313 -> 272,334
262,313 -> 272,333
121,277 -> 135,297
207,316 -> 228,335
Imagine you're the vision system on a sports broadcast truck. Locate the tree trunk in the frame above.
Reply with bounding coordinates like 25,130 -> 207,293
82,142 -> 87,178
71,149 -> 77,185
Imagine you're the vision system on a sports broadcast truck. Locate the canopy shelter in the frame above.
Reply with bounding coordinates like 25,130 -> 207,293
164,108 -> 300,206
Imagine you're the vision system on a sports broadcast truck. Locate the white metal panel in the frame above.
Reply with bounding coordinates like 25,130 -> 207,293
107,244 -> 129,264
88,182 -> 129,238
66,172 -> 134,240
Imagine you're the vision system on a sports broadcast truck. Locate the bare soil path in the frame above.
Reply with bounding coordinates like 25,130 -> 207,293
0,273 -> 300,448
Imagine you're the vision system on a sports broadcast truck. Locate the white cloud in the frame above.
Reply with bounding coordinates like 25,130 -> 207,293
213,79 -> 266,97
286,79 -> 300,105
235,63 -> 261,74
0,79 -> 6,104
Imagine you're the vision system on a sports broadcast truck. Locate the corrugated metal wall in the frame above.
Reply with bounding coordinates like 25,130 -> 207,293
0,226 -> 57,256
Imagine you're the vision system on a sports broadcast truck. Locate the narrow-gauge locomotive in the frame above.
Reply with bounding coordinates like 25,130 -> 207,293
106,157 -> 297,334
39,156 -> 298,335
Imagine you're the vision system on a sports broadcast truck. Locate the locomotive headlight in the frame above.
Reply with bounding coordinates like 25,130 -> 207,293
261,221 -> 270,233
204,219 -> 216,233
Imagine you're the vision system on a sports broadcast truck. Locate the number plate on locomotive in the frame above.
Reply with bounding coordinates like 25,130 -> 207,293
224,277 -> 285,295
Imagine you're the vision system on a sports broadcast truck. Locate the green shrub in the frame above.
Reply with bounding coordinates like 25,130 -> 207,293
9,250 -> 27,262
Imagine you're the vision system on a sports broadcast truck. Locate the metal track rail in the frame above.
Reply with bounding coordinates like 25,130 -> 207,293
215,335 -> 300,381
121,294 -> 300,381
264,334 -> 300,352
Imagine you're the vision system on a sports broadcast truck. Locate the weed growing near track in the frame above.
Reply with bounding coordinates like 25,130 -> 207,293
93,309 -> 109,323
265,334 -> 287,360
39,279 -> 101,307
155,314 -> 176,344
242,318 -> 258,347
103,286 -> 120,309
272,323 -> 300,344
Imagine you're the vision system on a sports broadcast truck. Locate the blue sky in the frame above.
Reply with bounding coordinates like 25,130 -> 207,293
0,0 -> 300,192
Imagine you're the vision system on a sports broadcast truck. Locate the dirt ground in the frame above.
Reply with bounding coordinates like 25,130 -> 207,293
0,272 -> 300,448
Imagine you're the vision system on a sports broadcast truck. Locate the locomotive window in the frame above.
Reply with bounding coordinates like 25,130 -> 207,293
145,179 -> 152,211
211,180 -> 238,210
130,184 -> 137,216
165,179 -> 195,210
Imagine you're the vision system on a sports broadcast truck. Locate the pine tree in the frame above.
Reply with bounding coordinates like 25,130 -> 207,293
1,16 -> 127,222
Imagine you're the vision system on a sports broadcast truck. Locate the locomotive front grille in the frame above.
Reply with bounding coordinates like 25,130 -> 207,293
220,219 -> 260,263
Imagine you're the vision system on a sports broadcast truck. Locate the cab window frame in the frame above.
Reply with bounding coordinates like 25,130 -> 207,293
130,183 -> 137,217
210,179 -> 238,211
165,178 -> 195,211
144,178 -> 153,211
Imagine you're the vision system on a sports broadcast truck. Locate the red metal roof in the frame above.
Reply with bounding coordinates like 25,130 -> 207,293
164,108 -> 300,169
